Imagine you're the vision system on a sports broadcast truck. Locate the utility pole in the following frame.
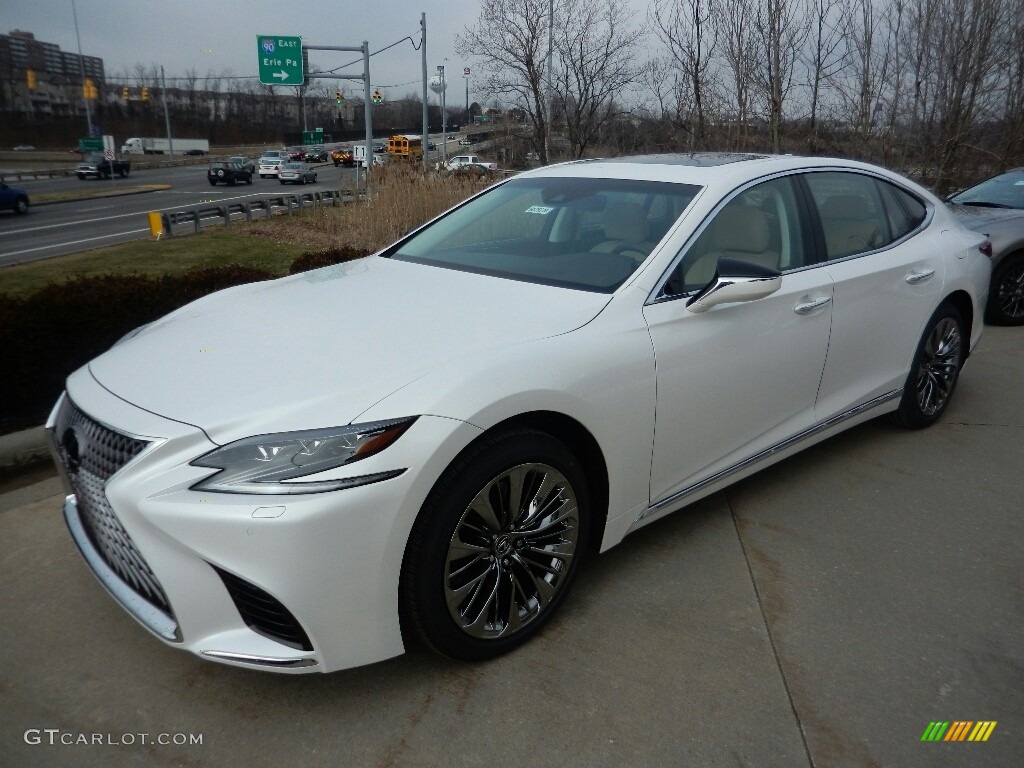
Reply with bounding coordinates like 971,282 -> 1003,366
71,0 -> 92,135
438,65 -> 447,166
161,65 -> 174,158
546,0 -> 553,164
421,13 -> 428,171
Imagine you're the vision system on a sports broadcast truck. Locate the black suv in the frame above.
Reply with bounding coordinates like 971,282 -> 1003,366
207,161 -> 253,186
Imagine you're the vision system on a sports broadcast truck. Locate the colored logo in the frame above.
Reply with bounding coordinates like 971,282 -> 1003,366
261,39 -> 275,54
921,721 -> 996,742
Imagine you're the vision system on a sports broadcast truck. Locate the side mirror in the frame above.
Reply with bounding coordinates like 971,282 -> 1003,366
686,258 -> 782,313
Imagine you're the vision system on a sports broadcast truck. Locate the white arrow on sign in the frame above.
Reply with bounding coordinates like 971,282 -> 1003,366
272,70 -> 290,80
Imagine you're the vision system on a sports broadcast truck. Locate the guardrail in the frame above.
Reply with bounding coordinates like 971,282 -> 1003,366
159,188 -> 362,236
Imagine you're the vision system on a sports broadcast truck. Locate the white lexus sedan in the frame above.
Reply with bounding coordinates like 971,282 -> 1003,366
48,154 -> 991,673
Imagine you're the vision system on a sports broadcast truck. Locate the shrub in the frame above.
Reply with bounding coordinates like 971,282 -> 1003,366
0,265 -> 273,434
288,246 -> 371,274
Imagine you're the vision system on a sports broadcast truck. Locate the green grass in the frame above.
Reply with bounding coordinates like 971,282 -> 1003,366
0,228 -> 307,299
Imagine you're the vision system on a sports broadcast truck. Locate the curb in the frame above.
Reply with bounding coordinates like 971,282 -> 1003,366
0,426 -> 50,469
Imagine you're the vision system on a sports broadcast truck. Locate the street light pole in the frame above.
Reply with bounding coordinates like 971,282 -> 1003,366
71,0 -> 92,135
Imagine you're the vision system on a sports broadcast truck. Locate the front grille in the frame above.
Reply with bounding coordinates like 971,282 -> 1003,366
52,396 -> 173,615
214,566 -> 314,651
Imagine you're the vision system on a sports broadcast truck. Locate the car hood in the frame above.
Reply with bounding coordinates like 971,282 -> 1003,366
946,203 -> 1024,231
88,257 -> 610,444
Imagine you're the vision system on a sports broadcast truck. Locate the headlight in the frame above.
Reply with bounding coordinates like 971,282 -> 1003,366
190,417 -> 417,494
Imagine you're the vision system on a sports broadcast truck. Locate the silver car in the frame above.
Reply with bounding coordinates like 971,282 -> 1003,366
278,162 -> 317,185
948,168 -> 1024,325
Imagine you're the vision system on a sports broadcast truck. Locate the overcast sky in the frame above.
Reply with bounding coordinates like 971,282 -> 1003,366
2,0 -> 502,101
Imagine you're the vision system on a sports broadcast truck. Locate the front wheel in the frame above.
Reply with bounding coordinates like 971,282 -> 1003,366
985,255 -> 1024,325
401,429 -> 590,661
891,304 -> 965,429
14,197 -> 28,214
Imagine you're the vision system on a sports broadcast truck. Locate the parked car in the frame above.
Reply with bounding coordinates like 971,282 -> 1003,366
278,162 -> 317,184
228,156 -> 256,175
183,148 -> 206,156
13,144 -> 35,151
47,154 -> 990,675
258,157 -> 285,179
207,161 -> 253,186
947,194 -> 1024,324
373,143 -> 386,153
451,162 -> 496,178
0,181 -> 29,214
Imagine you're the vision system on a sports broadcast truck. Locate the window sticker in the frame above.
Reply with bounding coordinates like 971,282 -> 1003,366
525,205 -> 554,214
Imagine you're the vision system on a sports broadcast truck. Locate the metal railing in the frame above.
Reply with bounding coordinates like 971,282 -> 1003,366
160,188 -> 364,236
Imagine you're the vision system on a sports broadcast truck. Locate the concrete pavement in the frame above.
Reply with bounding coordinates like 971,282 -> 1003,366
1,327 -> 1020,767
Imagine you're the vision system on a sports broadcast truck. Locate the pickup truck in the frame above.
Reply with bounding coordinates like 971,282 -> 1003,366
77,154 -> 131,179
442,155 -> 498,173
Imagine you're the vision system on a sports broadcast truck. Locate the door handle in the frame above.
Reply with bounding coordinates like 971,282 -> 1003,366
794,296 -> 832,315
905,269 -> 935,284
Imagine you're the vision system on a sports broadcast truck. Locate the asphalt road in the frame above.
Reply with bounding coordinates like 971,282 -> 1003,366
0,162 -> 342,266
0,325 -> 1020,767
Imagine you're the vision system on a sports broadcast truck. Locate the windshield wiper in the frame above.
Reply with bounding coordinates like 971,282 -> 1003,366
955,201 -> 1015,209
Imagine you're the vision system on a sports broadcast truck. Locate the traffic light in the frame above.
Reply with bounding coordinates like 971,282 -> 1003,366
372,89 -> 382,104
335,90 -> 342,104
83,78 -> 97,100
26,69 -> 36,90
141,86 -> 149,102
122,86 -> 129,100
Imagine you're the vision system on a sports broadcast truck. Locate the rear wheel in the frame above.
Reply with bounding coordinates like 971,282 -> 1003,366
891,304 -> 965,429
14,196 -> 28,214
208,180 -> 217,186
985,255 -> 1024,325
401,429 -> 589,661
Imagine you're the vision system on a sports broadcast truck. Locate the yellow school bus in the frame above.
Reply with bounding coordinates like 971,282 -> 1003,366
387,134 -> 423,161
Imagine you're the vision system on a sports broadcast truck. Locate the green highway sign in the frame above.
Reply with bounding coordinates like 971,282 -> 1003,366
257,35 -> 304,86
78,136 -> 103,152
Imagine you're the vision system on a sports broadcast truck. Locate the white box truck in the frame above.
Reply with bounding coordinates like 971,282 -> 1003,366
121,137 -> 210,155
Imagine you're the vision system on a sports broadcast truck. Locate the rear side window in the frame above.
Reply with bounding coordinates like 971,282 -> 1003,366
805,172 -> 892,259
881,183 -> 927,239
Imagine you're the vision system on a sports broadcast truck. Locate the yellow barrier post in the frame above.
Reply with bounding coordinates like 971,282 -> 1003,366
148,211 -> 164,239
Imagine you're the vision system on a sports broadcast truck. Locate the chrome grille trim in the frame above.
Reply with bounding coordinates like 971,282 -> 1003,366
50,395 -> 175,619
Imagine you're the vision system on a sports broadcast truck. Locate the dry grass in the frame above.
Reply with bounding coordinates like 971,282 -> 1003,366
246,165 -> 497,253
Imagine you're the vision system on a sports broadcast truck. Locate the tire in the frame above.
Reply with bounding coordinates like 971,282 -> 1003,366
985,255 -> 1024,326
14,196 -> 28,214
246,175 -> 253,185
400,429 -> 590,661
208,180 -> 217,186
891,304 -> 965,429
313,174 -> 317,183
280,180 -> 286,185
119,168 -> 128,178
217,169 -> 225,178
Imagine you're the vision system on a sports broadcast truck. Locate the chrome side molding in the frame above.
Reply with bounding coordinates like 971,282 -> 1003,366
200,650 -> 318,669
641,389 -> 903,520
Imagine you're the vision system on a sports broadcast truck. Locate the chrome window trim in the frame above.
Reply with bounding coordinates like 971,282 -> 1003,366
641,389 -> 902,518
63,494 -> 182,642
646,167 -> 936,306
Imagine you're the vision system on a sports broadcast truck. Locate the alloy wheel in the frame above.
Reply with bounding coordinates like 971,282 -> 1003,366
915,317 -> 962,416
995,261 -> 1024,320
444,463 -> 580,640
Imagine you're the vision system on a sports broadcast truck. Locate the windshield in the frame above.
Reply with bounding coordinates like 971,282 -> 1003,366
950,170 -> 1024,209
388,177 -> 700,292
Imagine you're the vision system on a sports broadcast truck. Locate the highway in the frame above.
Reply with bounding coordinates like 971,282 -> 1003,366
0,162 -> 343,266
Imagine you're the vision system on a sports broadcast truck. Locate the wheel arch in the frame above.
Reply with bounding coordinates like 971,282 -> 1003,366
942,289 -> 974,355
465,410 -> 610,557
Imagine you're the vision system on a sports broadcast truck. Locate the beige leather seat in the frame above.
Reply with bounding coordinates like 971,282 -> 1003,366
684,206 -> 780,287
819,194 -> 881,258
590,202 -> 652,259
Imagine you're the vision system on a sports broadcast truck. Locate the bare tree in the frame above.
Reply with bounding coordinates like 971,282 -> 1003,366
802,0 -> 848,147
751,0 -> 809,152
651,0 -> 717,149
553,0 -> 644,157
715,0 -> 759,148
457,0 -> 553,162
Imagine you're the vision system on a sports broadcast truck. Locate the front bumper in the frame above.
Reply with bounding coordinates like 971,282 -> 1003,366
48,367 -> 482,673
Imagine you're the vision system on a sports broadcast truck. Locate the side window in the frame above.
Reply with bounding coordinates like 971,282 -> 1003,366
879,182 -> 927,239
805,172 -> 892,259
667,176 -> 805,294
